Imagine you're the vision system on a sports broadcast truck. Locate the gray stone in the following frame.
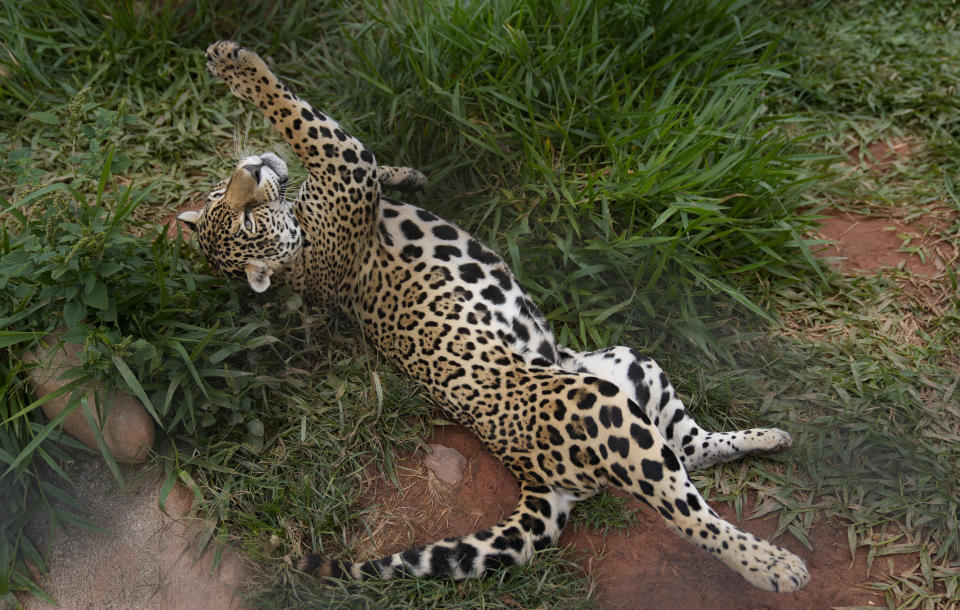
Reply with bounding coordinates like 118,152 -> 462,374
424,443 -> 467,486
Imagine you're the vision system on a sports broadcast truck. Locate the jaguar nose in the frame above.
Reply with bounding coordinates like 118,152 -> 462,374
242,163 -> 262,182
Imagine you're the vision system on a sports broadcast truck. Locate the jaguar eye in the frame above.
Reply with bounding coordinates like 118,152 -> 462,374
244,215 -> 254,231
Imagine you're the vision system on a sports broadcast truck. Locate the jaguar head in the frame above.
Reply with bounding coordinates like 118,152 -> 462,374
178,152 -> 302,293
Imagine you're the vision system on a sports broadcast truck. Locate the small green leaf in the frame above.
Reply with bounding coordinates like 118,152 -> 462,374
0,249 -> 32,277
82,280 -> 109,310
97,262 -> 123,276
28,111 -> 59,124
63,301 -> 86,328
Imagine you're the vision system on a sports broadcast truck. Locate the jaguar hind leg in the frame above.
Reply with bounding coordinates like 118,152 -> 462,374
546,374 -> 809,592
299,484 -> 577,581
559,346 -> 793,471
611,404 -> 808,592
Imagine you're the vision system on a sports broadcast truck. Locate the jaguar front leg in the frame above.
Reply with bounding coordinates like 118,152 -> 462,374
204,40 -> 382,304
205,41 -> 377,193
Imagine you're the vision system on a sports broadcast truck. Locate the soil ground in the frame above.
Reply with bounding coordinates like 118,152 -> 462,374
14,454 -> 254,610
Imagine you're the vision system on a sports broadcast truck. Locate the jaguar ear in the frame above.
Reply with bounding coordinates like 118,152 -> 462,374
178,210 -> 202,231
245,260 -> 273,293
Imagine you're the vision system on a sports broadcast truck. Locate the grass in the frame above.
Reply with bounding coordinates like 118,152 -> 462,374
570,491 -> 639,535
0,0 -> 958,607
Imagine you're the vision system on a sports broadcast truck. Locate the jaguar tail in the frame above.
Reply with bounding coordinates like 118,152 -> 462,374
298,484 -> 573,581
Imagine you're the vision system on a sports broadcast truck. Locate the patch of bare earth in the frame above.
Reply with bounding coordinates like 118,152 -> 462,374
802,135 -> 960,380
824,136 -> 959,309
350,424 -> 897,608
845,137 -> 914,176
16,454 -> 255,610
816,209 -> 957,305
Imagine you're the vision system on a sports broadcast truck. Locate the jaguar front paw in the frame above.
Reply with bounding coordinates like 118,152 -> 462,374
205,40 -> 274,102
205,40 -> 245,78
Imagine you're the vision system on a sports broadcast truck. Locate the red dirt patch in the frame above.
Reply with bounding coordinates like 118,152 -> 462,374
816,211 -> 953,278
352,424 -> 898,608
560,495 -> 905,609
845,137 -> 914,175
828,134 -> 959,306
815,208 -> 960,314
351,424 -> 520,561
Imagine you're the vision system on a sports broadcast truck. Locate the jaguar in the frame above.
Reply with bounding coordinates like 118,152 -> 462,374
179,40 -> 810,594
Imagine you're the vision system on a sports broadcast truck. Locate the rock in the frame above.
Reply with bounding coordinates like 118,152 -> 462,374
423,443 -> 467,486
23,329 -> 154,463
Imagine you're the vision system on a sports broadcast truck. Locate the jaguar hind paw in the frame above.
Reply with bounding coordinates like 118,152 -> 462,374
738,539 -> 810,593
